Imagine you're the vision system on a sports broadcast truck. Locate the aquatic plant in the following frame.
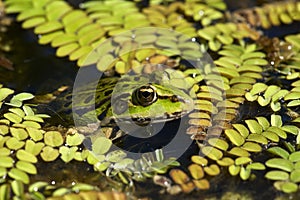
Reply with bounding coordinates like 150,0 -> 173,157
1,0 -> 300,199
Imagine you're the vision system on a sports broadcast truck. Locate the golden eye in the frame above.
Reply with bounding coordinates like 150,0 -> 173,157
132,84 -> 157,106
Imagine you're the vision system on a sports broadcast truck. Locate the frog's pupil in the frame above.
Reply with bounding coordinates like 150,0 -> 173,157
141,91 -> 151,99
132,84 -> 157,106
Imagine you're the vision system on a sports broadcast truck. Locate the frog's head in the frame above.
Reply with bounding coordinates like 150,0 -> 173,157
111,71 -> 195,126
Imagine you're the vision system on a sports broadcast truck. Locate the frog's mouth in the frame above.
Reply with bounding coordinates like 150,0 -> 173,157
114,102 -> 194,127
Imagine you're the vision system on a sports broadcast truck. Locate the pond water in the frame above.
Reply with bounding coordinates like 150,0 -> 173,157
1,1 -> 300,200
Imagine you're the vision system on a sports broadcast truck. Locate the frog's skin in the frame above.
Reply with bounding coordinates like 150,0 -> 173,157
60,68 -> 195,129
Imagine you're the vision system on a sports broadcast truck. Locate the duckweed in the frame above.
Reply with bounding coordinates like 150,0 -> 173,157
2,0 -> 300,198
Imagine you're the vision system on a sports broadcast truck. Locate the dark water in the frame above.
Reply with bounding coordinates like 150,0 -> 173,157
1,2 -> 300,200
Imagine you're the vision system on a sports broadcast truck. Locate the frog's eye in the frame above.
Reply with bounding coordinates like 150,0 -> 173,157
132,84 -> 158,106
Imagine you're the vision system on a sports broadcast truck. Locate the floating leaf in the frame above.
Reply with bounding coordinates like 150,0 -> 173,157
92,137 -> 112,155
4,113 -> 22,124
256,117 -> 270,130
271,115 -> 283,127
228,147 -> 250,157
281,182 -> 298,193
94,161 -> 111,172
11,180 -> 24,197
0,88 -> 14,102
245,119 -> 262,134
16,161 -> 37,174
267,126 -> 287,139
11,93 -> 34,101
26,127 -> 43,142
6,137 -> 25,150
59,146 -> 77,163
204,164 -> 220,176
34,21 -> 63,34
188,164 -> 204,180
235,157 -> 252,165
22,121 -> 41,129
246,133 -> 268,144
266,158 -> 294,172
16,149 -> 37,163
193,179 -> 210,190
216,157 -> 234,166
246,162 -> 265,170
201,146 -> 223,160
228,165 -> 240,176
240,167 -> 251,180
232,124 -> 249,138
10,127 -> 28,140
169,169 -> 189,184
289,151 -> 300,162
224,129 -> 245,146
265,170 -> 289,181
0,156 -> 14,168
24,140 -> 44,156
44,131 -> 64,147
0,125 -> 9,135
66,133 -> 84,146
191,156 -> 208,166
262,131 -> 279,142
0,184 -> 10,200
207,138 -> 228,151
8,168 -> 30,184
40,146 -> 59,162
0,148 -> 10,156
9,108 -> 25,118
23,115 -> 44,123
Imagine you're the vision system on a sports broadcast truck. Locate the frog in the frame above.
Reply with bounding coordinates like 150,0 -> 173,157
55,67 -> 196,139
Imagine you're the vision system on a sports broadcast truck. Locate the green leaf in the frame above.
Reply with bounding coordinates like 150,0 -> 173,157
40,146 -> 59,162
10,127 -> 28,140
246,162 -> 265,170
11,180 -> 24,196
28,181 -> 49,193
0,156 -> 14,168
265,170 -> 289,181
16,149 -> 37,163
11,93 -> 35,101
92,137 -> 112,155
240,166 -> 251,180
4,113 -> 22,124
271,114 -> 283,127
201,146 -> 223,160
59,146 -> 77,163
228,165 -> 240,176
22,17 -> 46,29
34,21 -> 63,34
224,129 -> 245,146
66,133 -> 84,146
8,168 -> 30,184
266,158 -> 294,172
281,181 -> 298,193
6,137 -> 25,150
26,127 -> 43,142
289,151 -> 300,162
268,147 -> 290,159
25,140 -> 44,156
245,119 -> 262,134
44,131 -> 64,147
16,161 -> 37,174
22,105 -> 35,116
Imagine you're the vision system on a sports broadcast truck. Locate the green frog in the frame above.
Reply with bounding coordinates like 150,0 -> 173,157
56,67 -> 196,137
